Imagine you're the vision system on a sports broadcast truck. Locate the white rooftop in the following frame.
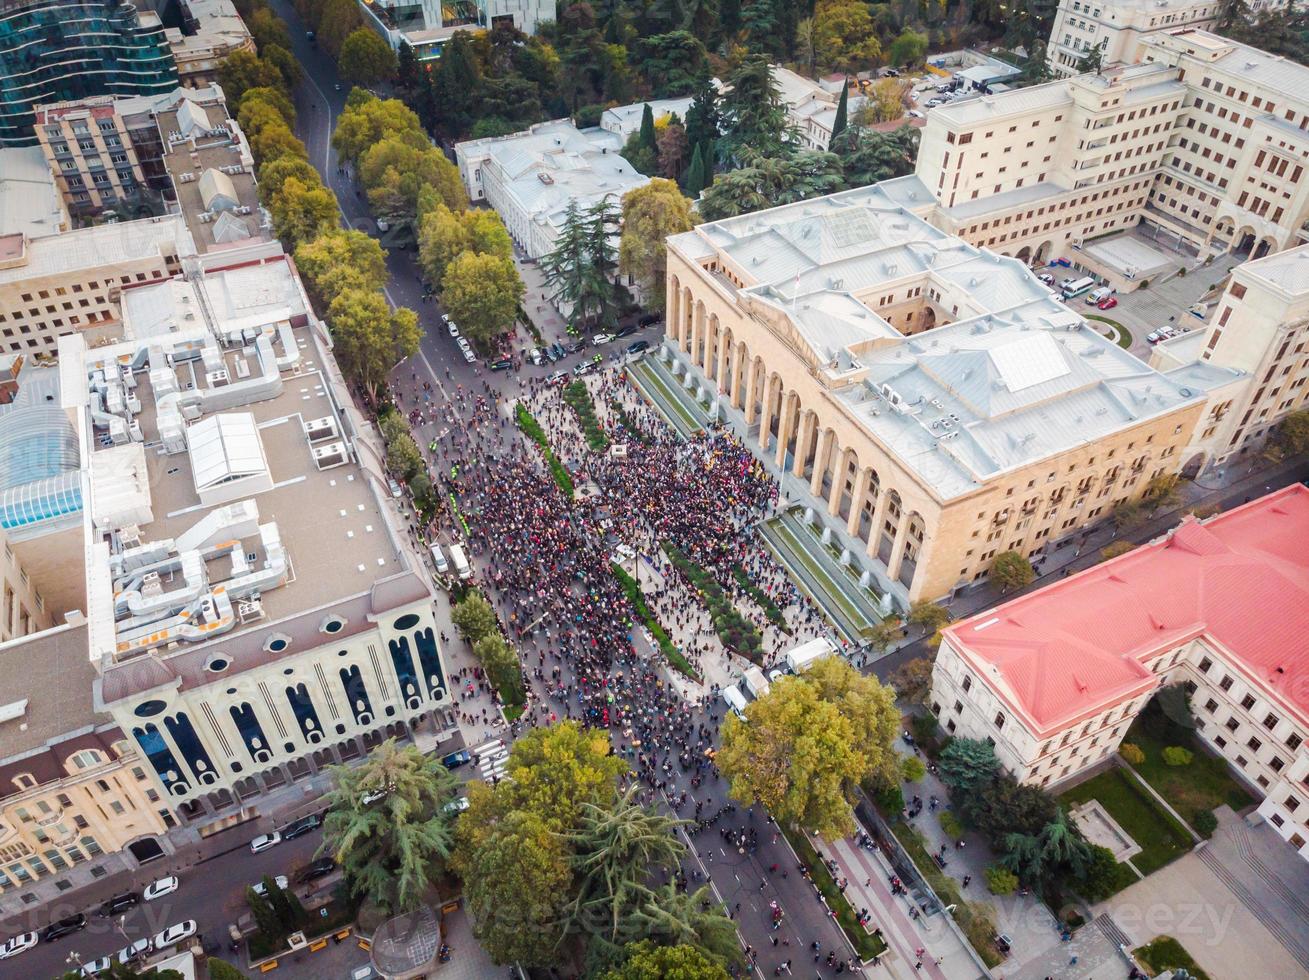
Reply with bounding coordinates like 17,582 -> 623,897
0,215 -> 195,285
187,412 -> 267,492
0,146 -> 65,239
600,97 -> 694,138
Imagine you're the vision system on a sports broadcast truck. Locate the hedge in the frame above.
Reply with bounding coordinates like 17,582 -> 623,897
515,403 -> 575,498
563,379 -> 609,451
662,543 -> 764,663
611,563 -> 699,680
732,564 -> 791,633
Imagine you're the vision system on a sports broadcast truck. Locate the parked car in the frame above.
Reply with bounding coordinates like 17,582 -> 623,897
249,832 -> 281,854
456,336 -> 471,352
143,875 -> 179,901
550,342 -> 566,360
614,324 -> 638,339
926,98 -> 943,107
153,921 -> 197,949
97,892 -> 140,917
565,340 -> 586,354
250,875 -> 290,898
387,477 -> 403,499
442,796 -> 470,814
489,358 -> 513,371
441,749 -> 472,769
42,914 -> 87,943
281,812 -> 323,840
1037,271 -> 1055,285
637,313 -> 661,327
116,938 -> 153,965
546,369 -> 569,385
81,955 -> 113,977
446,321 -> 459,337
461,347 -> 476,363
626,340 -> 650,355
296,857 -> 337,883
573,361 -> 598,377
527,347 -> 544,366
0,932 -> 38,960
591,333 -> 614,345
1097,296 -> 1118,310
907,109 -> 924,119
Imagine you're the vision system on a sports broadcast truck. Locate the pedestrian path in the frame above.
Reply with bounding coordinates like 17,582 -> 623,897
470,737 -> 509,783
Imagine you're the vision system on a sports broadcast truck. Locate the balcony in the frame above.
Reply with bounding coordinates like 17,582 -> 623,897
35,807 -> 64,828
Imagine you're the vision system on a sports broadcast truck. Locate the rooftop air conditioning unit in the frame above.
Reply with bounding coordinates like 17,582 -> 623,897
311,441 -> 348,469
303,416 -> 336,442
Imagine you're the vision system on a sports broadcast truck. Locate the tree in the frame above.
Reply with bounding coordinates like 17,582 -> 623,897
385,431 -> 423,480
360,139 -> 467,228
418,204 -> 512,289
339,28 -> 398,86
967,774 -> 1058,844
866,617 -> 902,655
984,864 -> 1019,895
1162,746 -> 1194,766
497,722 -> 629,829
295,229 -> 388,306
829,123 -> 918,186
901,754 -> 926,782
858,78 -> 909,125
1100,540 -> 1135,562
207,960 -> 249,980
269,176 -> 338,251
812,0 -> 881,73
635,32 -> 709,97
316,0 -> 363,56
247,7 -> 291,51
804,657 -> 901,789
1072,844 -> 1129,901
396,40 -> 422,94
907,600 -> 951,636
326,289 -> 421,398
451,591 -> 499,643
1110,499 -> 1148,531
719,675 -> 872,838
938,737 -> 1000,796
888,29 -> 928,67
258,156 -> 320,205
245,884 -> 283,941
261,874 -> 306,933
443,252 -> 524,344
318,738 -> 461,913
718,54 -> 795,165
830,81 -> 849,147
218,50 -> 285,108
1119,743 -> 1145,765
603,941 -> 730,980
657,121 -> 690,180
1075,43 -> 1104,74
639,103 -> 658,155
622,128 -> 659,176
888,657 -> 934,706
683,141 -> 708,196
473,632 -> 524,705
990,550 -> 1034,593
1142,473 -> 1182,511
697,150 -> 846,221
238,86 -> 295,128
683,73 -> 721,155
1218,0 -> 1252,28
431,30 -> 482,137
620,179 -> 694,312
261,43 -> 302,90
332,95 -> 425,165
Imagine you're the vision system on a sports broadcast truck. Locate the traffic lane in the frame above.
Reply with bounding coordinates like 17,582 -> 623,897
8,830 -> 325,979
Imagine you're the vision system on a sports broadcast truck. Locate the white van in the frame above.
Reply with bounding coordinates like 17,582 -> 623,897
1061,276 -> 1097,300
448,544 -> 472,581
722,685 -> 749,721
429,543 -> 449,577
1086,286 -> 1115,305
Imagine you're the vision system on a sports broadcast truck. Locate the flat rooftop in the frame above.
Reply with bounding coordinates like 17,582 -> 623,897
944,485 -> 1309,733
0,145 -> 66,239
1237,243 -> 1309,295
0,215 -> 194,285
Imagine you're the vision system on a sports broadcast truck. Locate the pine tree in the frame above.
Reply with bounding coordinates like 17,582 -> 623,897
830,80 -> 849,148
683,142 -> 707,196
684,73 -> 721,151
639,103 -> 657,152
700,139 -> 715,187
540,200 -> 592,323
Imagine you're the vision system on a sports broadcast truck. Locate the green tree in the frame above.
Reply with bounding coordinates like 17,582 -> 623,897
206,960 -> 249,980
261,43 -> 302,90
1119,743 -> 1145,765
887,656 -> 934,706
443,252 -> 524,344
268,176 -> 338,251
866,617 -> 902,655
683,142 -> 708,196
245,884 -> 282,941
318,738 -> 461,913
1075,43 -> 1104,74
829,123 -> 919,186
907,600 -> 951,636
385,431 -> 423,480
316,0 -> 363,56
339,27 -> 398,86
1162,746 -> 1194,766
804,656 -> 901,789
635,32 -> 709,97
501,721 -> 628,829
984,864 -> 1019,895
451,591 -> 499,643
622,128 -> 659,176
990,550 -> 1034,593
697,150 -> 845,221
603,941 -> 730,980
888,29 -> 928,67
829,80 -> 849,147
417,204 -> 513,290
218,50 -> 285,108
473,632 -> 524,706
238,85 -> 295,128
938,737 -> 1000,796
332,95 -> 425,164
619,179 -> 694,312
901,754 -> 926,782
1072,843 -> 1129,901
966,774 -> 1057,843
326,289 -> 421,398
683,73 -> 721,154
639,103 -> 657,154
247,7 -> 291,51
1142,473 -> 1182,511
360,139 -> 467,228
812,0 -> 881,72
257,156 -> 320,205
295,229 -> 388,306
625,883 -> 740,968
657,121 -> 690,180
718,54 -> 795,165
396,39 -> 421,94
261,874 -> 305,933
430,31 -> 482,137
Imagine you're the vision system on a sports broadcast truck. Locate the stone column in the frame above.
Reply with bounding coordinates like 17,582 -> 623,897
692,302 -> 707,369
678,289 -> 692,353
774,393 -> 797,469
744,361 -> 761,425
886,513 -> 912,584
762,376 -> 783,454
716,331 -> 732,395
846,467 -> 873,537
865,491 -> 890,558
667,278 -> 681,347
791,409 -> 816,477
827,448 -> 852,516
810,428 -> 835,496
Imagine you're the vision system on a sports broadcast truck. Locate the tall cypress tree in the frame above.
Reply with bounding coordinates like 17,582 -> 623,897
830,80 -> 849,149
639,103 -> 657,152
684,142 -> 707,196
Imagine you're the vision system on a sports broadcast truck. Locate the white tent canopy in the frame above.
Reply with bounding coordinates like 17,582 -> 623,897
187,412 -> 271,505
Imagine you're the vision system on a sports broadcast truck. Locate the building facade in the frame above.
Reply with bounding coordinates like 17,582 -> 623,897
929,485 -> 1309,859
664,183 -> 1204,605
0,0 -> 178,148
158,0 -> 256,88
358,0 -> 554,61
1046,0 -> 1221,76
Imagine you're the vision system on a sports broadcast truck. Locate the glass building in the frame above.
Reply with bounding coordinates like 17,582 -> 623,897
0,0 -> 179,147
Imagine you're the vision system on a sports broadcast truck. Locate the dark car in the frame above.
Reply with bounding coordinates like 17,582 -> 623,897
543,346 -> 561,363
441,749 -> 472,770
626,340 -> 650,355
549,342 -> 566,360
42,913 -> 86,942
281,812 -> 323,840
296,857 -> 337,884
489,358 -> 513,372
97,892 -> 140,917
564,340 -> 586,354
637,313 -> 661,327
614,324 -> 638,339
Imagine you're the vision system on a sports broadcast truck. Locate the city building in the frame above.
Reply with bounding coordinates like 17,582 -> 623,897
455,119 -> 649,260
913,30 -> 1309,277
46,240 -> 457,826
1046,0 -> 1221,76
771,66 -> 867,152
0,215 -> 194,359
663,183 -> 1205,604
929,484 -> 1309,859
154,0 -> 256,88
0,146 -> 69,239
33,85 -> 228,222
0,0 -> 178,149
1150,243 -> 1309,474
599,97 -> 695,141
357,0 -> 554,62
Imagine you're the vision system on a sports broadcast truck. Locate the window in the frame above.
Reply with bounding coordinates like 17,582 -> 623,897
1241,694 -> 1256,711
1198,656 -> 1213,673
1264,713 -> 1279,730
961,675 -> 972,692
1225,717 -> 1240,732
1246,737 -> 1262,752
1219,675 -> 1234,691
1204,698 -> 1218,713
1288,733 -> 1303,750
994,711 -> 1006,730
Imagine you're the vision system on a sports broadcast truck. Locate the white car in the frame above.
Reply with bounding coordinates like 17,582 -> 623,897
456,336 -> 471,352
442,796 -> 470,814
361,787 -> 389,806
81,956 -> 113,977
152,920 -> 197,949
117,937 -> 153,965
0,932 -> 38,959
591,333 -> 614,345
907,109 -> 924,118
250,874 -> 290,897
461,347 -> 476,363
143,875 -> 179,901
446,321 -> 459,337
249,832 -> 281,854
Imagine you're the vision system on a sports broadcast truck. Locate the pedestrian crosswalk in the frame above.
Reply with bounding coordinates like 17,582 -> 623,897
472,738 -> 510,783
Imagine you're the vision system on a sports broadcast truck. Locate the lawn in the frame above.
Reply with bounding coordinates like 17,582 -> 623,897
1133,935 -> 1213,980
1059,767 -> 1193,876
1085,313 -> 1133,349
628,361 -> 703,435
1121,702 -> 1253,835
781,825 -> 887,961
768,519 -> 880,638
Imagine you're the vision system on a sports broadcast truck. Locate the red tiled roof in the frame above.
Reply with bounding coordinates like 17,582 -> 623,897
945,485 -> 1309,734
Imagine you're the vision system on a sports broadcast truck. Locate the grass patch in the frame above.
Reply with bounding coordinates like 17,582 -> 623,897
611,562 -> 700,680
888,820 -> 1004,968
731,564 -> 791,634
1134,935 -> 1212,980
503,703 -> 525,722
1060,767 -> 1192,875
662,542 -> 764,663
515,403 -> 575,498
1122,702 -> 1253,836
781,825 -> 887,961
563,379 -> 609,451
1085,314 -> 1132,349
769,518 -> 880,637
629,361 -> 702,435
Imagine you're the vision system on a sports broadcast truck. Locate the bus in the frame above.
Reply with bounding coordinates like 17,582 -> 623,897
1060,276 -> 1097,300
